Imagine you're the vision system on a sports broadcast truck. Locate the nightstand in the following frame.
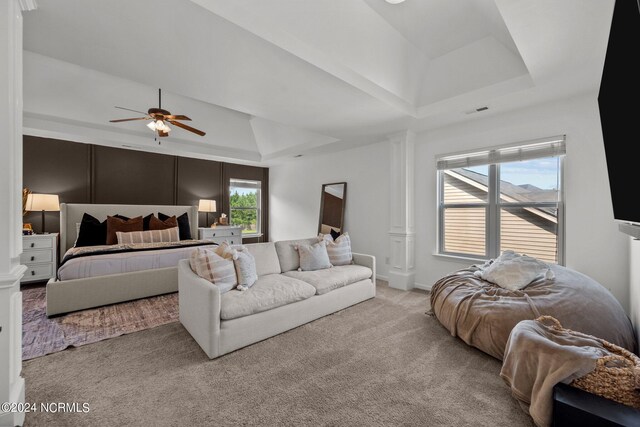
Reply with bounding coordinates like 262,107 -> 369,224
21,233 -> 58,283
198,226 -> 242,245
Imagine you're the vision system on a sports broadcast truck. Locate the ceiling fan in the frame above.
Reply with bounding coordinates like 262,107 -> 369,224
109,89 -> 206,138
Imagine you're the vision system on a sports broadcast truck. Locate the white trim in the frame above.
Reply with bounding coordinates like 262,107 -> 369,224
432,252 -> 487,264
0,264 -> 27,288
376,274 -> 389,282
18,0 -> 37,11
414,282 -> 432,291
436,135 -> 566,170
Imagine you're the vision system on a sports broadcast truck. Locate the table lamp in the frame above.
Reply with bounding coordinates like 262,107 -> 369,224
198,199 -> 217,227
25,193 -> 60,234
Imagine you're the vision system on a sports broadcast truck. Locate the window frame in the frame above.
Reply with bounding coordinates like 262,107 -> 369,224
437,155 -> 565,264
229,178 -> 262,238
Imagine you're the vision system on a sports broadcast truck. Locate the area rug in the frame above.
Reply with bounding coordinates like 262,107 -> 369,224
22,286 -> 178,360
23,282 -> 534,426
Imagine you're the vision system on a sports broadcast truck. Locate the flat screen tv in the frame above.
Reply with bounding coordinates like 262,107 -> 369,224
599,0 -> 640,226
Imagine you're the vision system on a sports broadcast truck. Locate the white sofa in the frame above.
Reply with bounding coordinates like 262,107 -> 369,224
178,237 -> 376,359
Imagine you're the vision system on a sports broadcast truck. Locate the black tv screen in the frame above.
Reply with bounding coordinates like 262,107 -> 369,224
599,0 -> 640,223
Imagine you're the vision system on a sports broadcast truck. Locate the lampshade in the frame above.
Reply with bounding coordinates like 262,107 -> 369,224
25,193 -> 60,212
198,199 -> 217,213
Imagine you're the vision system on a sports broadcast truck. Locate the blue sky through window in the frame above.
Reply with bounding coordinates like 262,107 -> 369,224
465,157 -> 559,190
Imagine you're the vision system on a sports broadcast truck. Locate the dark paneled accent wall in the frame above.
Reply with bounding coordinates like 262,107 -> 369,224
176,157 -> 223,229
23,136 -> 269,242
92,146 -> 177,205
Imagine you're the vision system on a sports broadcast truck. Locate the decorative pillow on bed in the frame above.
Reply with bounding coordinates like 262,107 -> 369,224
149,215 -> 178,231
296,240 -> 332,271
159,212 -> 192,240
106,216 -> 144,245
189,247 -> 237,293
76,213 -> 108,247
474,250 -> 555,291
116,227 -> 180,244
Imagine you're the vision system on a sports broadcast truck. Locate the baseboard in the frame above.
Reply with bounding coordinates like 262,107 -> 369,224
377,275 -> 432,292
414,282 -> 433,292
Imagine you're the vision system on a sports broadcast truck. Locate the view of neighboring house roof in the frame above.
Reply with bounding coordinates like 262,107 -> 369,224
446,168 -> 558,221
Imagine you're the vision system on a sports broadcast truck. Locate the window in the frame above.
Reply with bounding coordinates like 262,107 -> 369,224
437,136 -> 565,264
229,179 -> 261,236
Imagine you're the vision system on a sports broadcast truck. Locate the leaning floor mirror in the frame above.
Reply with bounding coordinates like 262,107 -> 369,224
318,182 -> 347,235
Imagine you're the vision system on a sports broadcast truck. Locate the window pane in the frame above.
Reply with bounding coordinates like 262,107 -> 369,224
500,207 -> 558,263
443,207 -> 486,256
230,208 -> 258,234
443,166 -> 489,203
499,157 -> 560,203
230,179 -> 261,234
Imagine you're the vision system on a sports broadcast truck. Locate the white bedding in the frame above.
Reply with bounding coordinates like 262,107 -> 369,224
58,243 -> 217,281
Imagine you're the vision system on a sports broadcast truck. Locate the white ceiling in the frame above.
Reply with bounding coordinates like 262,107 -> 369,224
22,0 -> 615,164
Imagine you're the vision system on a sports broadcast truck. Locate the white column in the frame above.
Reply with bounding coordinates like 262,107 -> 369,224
387,131 -> 415,290
0,1 -> 32,425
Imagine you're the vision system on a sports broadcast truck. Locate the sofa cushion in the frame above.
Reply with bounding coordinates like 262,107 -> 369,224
275,237 -> 320,272
283,265 -> 373,295
220,274 -> 316,320
244,242 -> 281,276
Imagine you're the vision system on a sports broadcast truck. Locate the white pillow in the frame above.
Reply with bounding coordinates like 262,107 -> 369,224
474,250 -> 554,291
297,240 -> 332,271
319,232 -> 353,266
233,249 -> 258,291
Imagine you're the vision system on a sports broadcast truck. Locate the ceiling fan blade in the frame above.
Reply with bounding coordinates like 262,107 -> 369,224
167,119 -> 206,136
109,117 -> 149,123
164,115 -> 191,121
115,106 -> 148,115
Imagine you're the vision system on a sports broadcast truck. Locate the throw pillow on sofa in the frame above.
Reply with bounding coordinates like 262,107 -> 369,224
234,249 -> 258,291
189,247 -> 238,293
297,240 -> 332,271
319,232 -> 353,266
214,240 -> 241,260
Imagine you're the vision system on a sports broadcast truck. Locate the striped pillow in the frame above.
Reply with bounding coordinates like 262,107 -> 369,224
320,232 -> 353,266
116,226 -> 180,244
189,247 -> 237,293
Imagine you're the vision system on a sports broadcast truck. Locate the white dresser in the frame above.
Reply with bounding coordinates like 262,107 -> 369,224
21,233 -> 58,283
198,226 -> 242,245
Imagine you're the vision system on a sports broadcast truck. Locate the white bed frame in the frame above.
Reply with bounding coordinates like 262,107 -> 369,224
46,203 -> 199,316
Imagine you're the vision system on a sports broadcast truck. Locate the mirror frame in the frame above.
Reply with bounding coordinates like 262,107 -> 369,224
318,182 -> 347,234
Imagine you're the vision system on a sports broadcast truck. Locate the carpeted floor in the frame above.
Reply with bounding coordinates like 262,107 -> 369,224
23,282 -> 534,426
22,286 -> 178,360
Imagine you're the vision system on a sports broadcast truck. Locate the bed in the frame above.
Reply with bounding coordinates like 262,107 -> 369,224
430,264 -> 636,360
46,203 -> 215,316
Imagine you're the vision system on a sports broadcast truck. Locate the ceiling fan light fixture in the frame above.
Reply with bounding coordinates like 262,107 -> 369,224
110,88 -> 204,137
385,0 -> 406,3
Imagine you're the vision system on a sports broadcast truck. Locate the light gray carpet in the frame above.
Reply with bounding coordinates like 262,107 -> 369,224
23,282 -> 534,426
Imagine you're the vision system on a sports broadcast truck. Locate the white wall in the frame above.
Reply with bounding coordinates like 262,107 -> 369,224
269,93 -> 629,311
415,93 -> 629,310
269,141 -> 390,279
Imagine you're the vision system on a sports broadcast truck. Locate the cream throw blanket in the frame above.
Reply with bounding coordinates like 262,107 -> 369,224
500,317 -> 609,427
